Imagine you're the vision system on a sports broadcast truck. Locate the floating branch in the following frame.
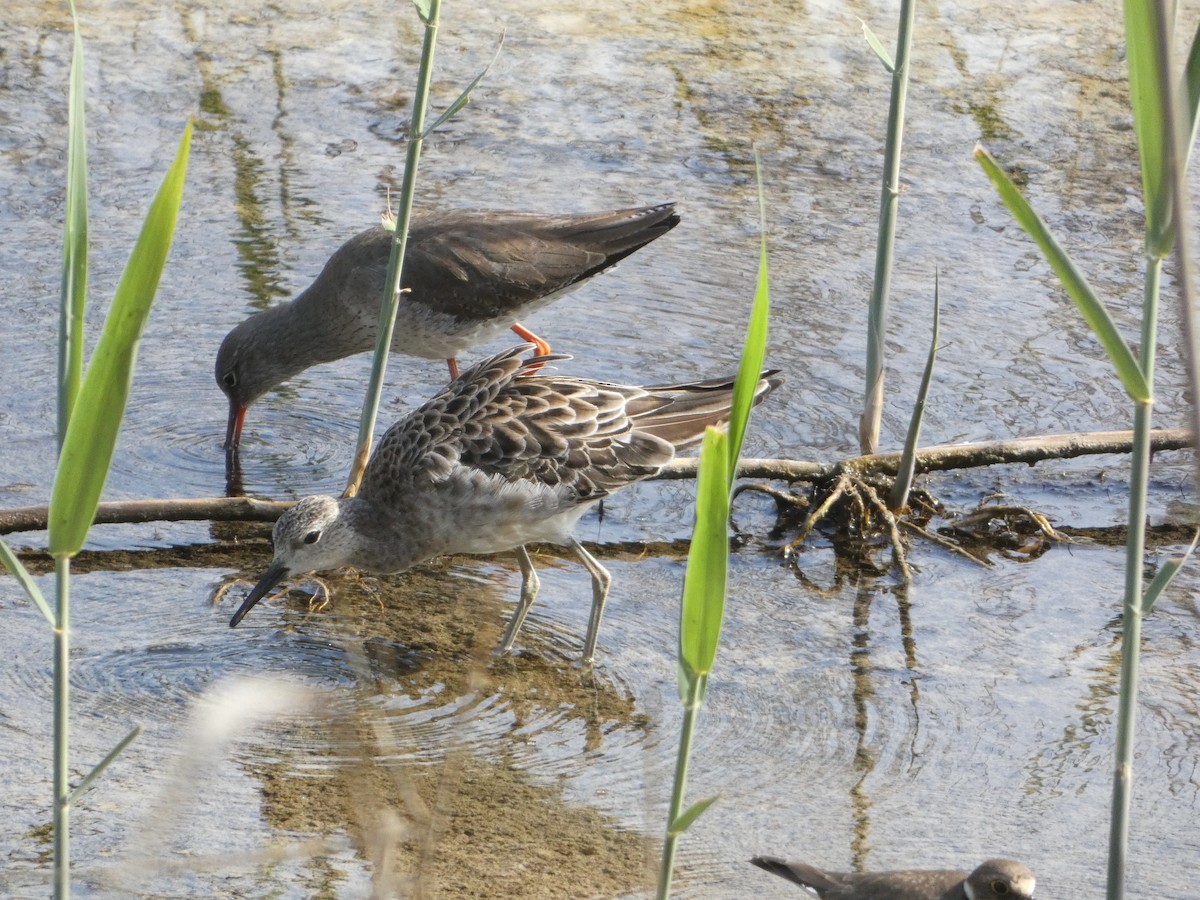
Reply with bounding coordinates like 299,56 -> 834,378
661,427 -> 1192,481
1,497 -> 289,535
0,429 -> 1191,537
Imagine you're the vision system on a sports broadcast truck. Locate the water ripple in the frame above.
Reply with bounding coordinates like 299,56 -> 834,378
199,561 -> 647,773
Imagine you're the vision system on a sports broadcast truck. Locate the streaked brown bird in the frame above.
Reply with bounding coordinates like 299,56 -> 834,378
217,203 -> 680,449
228,344 -> 780,663
750,856 -> 1036,900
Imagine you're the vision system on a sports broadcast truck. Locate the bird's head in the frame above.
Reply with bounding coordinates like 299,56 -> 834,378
229,495 -> 347,626
216,318 -> 283,449
966,859 -> 1036,900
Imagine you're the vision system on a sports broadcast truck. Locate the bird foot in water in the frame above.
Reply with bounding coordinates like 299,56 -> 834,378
211,577 -> 332,617
303,577 -> 334,614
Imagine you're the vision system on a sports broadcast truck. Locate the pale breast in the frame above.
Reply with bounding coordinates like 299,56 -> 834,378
405,471 -> 595,557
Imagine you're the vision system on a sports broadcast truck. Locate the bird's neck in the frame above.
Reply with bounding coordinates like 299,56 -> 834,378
338,497 -> 433,574
255,292 -> 362,374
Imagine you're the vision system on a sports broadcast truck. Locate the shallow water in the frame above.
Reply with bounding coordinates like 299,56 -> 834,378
1,0 -> 1199,896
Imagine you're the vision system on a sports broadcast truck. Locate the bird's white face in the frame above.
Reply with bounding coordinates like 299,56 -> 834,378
270,494 -> 350,576
228,494 -> 348,628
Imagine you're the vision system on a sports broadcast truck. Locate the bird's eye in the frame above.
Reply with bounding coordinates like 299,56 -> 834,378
221,371 -> 238,389
992,882 -> 1010,895
303,530 -> 321,545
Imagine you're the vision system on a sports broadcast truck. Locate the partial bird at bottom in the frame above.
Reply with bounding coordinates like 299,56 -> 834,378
749,856 -> 1036,900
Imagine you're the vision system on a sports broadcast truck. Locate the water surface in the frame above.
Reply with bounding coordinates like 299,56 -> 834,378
1,0 -> 1198,896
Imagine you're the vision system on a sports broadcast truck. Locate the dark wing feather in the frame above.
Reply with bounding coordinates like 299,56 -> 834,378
751,857 -> 848,894
402,204 -> 679,320
626,371 -> 782,449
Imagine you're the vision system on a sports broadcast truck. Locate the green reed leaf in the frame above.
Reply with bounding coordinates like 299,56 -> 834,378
0,537 -> 54,627
1183,20 -> 1200,169
1142,530 -> 1199,615
678,427 -> 731,686
58,1 -> 88,445
1123,0 -> 1174,257
66,725 -> 141,805
422,32 -> 504,138
728,155 -> 772,473
411,0 -> 433,24
48,121 -> 192,557
859,18 -> 895,72
974,143 -> 1150,403
889,272 -> 939,511
668,795 -> 720,836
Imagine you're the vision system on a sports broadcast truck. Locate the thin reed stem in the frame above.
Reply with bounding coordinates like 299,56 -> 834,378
1106,258 -> 1160,900
53,555 -> 70,899
860,0 -> 916,455
656,678 -> 704,899
345,0 -> 442,496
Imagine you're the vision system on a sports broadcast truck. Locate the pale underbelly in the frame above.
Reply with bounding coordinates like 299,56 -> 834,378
388,290 -> 575,359
423,494 -> 594,557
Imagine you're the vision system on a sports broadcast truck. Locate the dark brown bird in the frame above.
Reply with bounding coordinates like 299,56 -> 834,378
750,856 -> 1036,900
216,203 -> 680,449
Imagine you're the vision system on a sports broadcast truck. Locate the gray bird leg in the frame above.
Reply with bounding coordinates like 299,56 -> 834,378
499,545 -> 540,654
572,538 -> 612,664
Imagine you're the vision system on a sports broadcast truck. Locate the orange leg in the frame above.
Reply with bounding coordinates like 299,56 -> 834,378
511,322 -> 552,357
446,357 -> 460,380
511,322 -> 552,374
